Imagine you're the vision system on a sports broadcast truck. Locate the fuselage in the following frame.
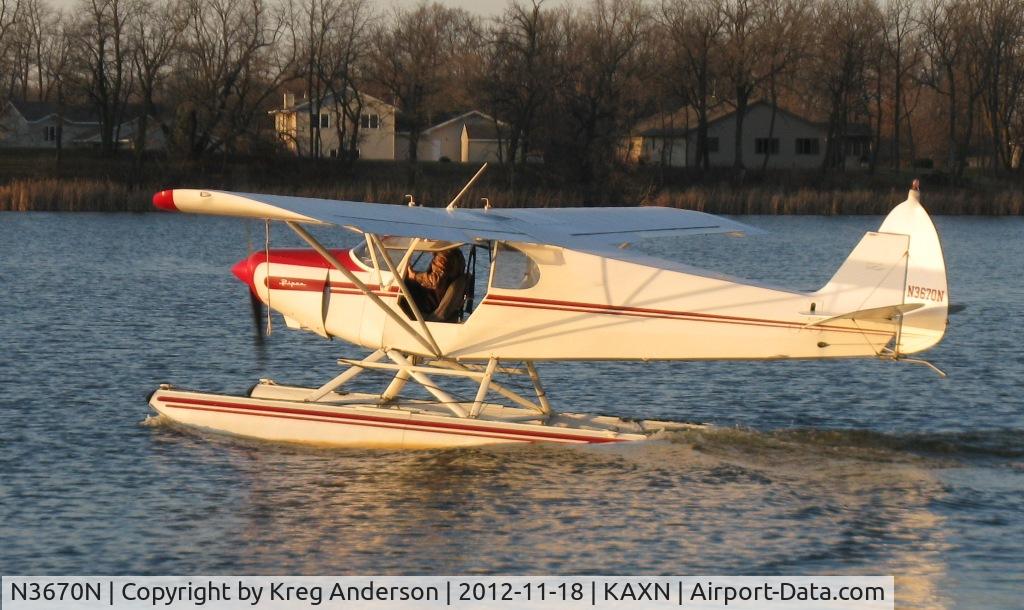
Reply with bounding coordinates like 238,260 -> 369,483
232,242 -> 898,362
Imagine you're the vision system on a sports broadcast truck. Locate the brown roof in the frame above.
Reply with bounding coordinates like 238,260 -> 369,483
636,101 -> 871,139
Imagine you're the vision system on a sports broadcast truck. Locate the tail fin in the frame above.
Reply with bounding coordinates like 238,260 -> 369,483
814,185 -> 948,354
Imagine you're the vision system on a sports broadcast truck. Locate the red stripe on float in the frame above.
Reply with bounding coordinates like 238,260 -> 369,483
156,395 -> 626,444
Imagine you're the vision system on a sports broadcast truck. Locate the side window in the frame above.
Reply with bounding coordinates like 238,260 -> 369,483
491,244 -> 540,290
350,242 -> 374,266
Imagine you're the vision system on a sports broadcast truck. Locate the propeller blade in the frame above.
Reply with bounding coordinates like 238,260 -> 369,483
249,289 -> 265,342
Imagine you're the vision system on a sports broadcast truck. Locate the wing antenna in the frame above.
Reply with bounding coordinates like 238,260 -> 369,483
446,163 -> 488,210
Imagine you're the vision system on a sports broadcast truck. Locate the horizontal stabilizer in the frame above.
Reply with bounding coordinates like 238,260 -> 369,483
803,303 -> 924,327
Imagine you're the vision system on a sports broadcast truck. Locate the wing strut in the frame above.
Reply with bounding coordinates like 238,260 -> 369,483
367,233 -> 442,356
285,221 -> 441,357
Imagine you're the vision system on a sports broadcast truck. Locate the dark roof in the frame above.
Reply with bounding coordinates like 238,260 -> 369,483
10,100 -> 98,123
636,101 -> 871,139
8,99 -> 155,124
276,90 -> 393,114
462,114 -> 508,140
419,110 -> 478,133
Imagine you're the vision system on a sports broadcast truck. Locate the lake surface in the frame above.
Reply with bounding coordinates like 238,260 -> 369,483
1,211 -> 1022,609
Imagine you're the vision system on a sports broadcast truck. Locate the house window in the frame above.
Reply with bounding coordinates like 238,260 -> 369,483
43,126 -> 57,142
360,113 -> 380,130
846,139 -> 867,157
755,138 -> 779,155
318,113 -> 330,129
796,138 -> 820,155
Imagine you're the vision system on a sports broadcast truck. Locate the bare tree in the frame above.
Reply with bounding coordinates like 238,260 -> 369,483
0,0 -> 22,133
555,0 -> 649,186
289,0 -> 330,158
369,1 -> 475,164
477,0 -> 560,188
720,0 -> 769,169
130,0 -> 186,168
758,0 -> 811,170
287,0 -> 373,161
919,0 -> 975,174
809,0 -> 879,169
168,0 -> 293,159
319,0 -> 374,165
43,13 -> 73,162
660,0 -> 724,171
882,0 -> 920,169
17,0 -> 54,100
0,0 -> 25,101
971,0 -> 1024,170
73,0 -> 135,155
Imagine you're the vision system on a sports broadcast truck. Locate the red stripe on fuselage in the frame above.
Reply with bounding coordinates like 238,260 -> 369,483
482,294 -> 892,337
265,276 -> 400,297
252,248 -> 364,271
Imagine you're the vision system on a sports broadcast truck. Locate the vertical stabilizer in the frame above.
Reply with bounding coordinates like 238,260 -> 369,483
813,183 -> 948,355
878,185 -> 948,353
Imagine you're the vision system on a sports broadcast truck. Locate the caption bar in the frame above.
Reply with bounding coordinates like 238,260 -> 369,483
2,576 -> 894,610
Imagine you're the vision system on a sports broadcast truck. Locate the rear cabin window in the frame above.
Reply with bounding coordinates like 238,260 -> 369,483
491,244 -> 540,290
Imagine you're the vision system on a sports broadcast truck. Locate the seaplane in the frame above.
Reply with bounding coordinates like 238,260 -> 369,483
148,171 -> 949,449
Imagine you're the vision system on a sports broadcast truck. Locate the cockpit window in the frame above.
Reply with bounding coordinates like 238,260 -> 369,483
352,238 -> 465,270
351,242 -> 374,266
491,244 -> 540,290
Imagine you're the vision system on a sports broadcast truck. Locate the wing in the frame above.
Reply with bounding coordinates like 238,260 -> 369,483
153,189 -> 761,249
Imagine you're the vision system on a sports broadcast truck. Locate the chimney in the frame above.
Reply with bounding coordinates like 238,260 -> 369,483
283,92 -> 295,109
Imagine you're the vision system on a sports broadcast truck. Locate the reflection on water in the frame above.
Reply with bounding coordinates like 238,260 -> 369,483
135,419 -> 960,607
1,213 -> 1023,610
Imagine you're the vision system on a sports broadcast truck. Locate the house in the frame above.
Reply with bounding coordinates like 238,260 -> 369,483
398,110 -> 510,163
627,101 -> 871,170
0,100 -> 163,150
71,116 -> 166,151
270,91 -> 396,160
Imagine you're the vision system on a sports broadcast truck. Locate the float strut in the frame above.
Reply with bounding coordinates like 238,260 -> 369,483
469,357 -> 498,418
304,349 -> 386,402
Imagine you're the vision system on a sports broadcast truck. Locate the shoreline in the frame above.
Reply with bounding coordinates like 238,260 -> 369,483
1,152 -> 1021,215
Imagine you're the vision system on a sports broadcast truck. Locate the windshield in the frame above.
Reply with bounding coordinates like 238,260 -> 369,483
351,239 -> 466,270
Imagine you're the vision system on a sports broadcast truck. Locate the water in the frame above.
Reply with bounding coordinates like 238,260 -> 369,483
1,212 -> 1022,609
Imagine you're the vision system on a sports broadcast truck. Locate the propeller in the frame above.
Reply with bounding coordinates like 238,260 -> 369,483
248,288 -> 265,342
244,220 -> 266,343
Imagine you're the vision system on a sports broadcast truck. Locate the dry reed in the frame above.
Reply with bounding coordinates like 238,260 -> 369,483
1,173 -> 1022,215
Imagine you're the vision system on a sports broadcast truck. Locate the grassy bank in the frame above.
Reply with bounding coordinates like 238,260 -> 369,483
1,149 -> 1021,214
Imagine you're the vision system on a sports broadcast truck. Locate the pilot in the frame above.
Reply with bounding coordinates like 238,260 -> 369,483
404,247 -> 465,315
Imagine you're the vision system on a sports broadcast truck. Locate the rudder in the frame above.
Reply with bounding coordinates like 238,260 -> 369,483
878,185 -> 949,353
813,184 -> 948,355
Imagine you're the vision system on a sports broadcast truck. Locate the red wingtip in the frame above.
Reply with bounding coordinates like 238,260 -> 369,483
152,189 -> 177,211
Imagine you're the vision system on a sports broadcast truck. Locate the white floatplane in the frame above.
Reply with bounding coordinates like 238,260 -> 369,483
148,177 -> 949,449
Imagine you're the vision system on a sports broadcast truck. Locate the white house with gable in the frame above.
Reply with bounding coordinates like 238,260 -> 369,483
626,102 -> 871,169
398,110 -> 510,163
271,91 -> 396,160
